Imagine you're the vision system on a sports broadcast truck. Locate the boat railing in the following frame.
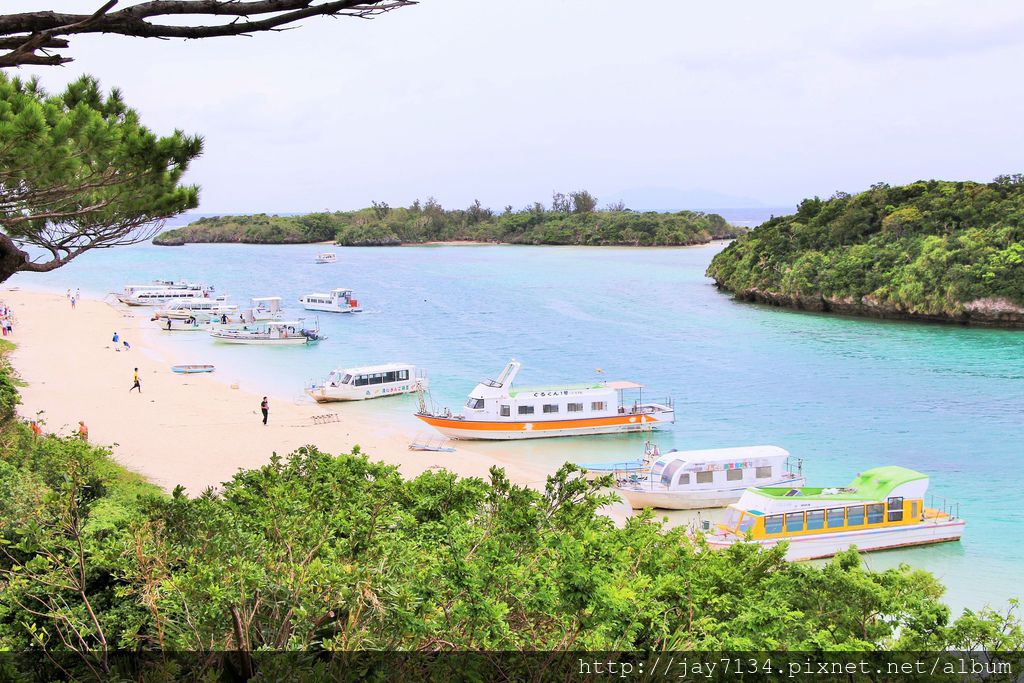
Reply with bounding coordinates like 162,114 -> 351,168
785,457 -> 804,478
927,494 -> 961,521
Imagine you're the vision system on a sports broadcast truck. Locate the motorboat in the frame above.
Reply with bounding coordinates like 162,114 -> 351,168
209,320 -> 324,345
613,445 -> 804,510
706,466 -> 965,560
416,359 -> 674,440
299,288 -> 361,313
306,363 -> 426,402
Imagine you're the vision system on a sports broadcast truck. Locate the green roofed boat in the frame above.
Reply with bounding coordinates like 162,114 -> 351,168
706,466 -> 965,560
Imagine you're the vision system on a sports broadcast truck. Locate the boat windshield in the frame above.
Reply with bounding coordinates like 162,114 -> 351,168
341,374 -> 353,384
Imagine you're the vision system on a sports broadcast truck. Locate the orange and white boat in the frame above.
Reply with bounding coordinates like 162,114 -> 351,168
415,360 -> 675,440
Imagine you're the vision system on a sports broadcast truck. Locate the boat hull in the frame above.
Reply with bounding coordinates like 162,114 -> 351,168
172,365 -> 215,374
416,410 -> 673,440
210,335 -> 311,345
618,476 -> 806,510
306,381 -> 425,402
301,304 -> 361,313
707,518 -> 966,560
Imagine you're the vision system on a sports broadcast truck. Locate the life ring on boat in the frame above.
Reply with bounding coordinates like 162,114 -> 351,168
288,326 -> 295,333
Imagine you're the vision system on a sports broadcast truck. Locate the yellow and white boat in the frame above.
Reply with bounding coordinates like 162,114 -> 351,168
416,360 -> 674,440
706,466 -> 965,560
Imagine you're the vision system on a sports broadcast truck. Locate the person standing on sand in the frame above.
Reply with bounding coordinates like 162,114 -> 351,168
71,297 -> 76,309
76,288 -> 80,300
261,397 -> 269,425
77,421 -> 88,441
130,368 -> 141,393
30,421 -> 42,438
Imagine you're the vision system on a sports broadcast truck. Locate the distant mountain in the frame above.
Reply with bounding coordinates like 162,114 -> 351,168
607,187 -> 769,212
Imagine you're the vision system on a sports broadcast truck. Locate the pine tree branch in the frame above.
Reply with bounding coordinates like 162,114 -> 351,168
0,1 -> 418,68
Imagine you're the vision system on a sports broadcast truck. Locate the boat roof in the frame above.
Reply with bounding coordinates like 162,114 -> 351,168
251,296 -> 282,302
606,380 -> 643,390
508,382 -> 607,396
653,445 -> 790,466
331,363 -> 414,374
751,466 -> 928,503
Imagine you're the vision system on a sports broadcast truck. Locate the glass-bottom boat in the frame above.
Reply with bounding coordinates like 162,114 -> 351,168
706,466 -> 965,560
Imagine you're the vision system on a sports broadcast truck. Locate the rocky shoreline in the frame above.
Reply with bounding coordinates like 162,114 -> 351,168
721,286 -> 1024,328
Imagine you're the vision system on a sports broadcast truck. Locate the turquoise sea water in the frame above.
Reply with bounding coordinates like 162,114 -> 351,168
8,240 -> 1023,614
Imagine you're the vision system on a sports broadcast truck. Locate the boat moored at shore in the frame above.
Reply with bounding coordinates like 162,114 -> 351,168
706,466 -> 965,560
116,284 -> 215,306
209,320 -> 324,345
613,445 -> 804,510
299,288 -> 361,313
306,363 -> 427,402
416,360 -> 674,440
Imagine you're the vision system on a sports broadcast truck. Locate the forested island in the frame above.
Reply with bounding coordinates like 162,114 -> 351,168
153,192 -> 742,247
706,177 -> 1024,327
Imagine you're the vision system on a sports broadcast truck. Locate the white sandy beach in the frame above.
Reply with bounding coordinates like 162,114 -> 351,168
2,289 -> 577,498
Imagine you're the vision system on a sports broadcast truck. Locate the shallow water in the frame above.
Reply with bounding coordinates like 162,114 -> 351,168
10,240 -> 1023,614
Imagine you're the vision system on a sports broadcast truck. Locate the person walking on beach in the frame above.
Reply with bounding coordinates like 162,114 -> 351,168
77,421 -> 89,441
30,421 -> 42,438
261,397 -> 269,425
113,331 -> 119,345
70,297 -> 76,309
76,288 -> 80,300
123,340 -> 131,351
130,368 -> 141,393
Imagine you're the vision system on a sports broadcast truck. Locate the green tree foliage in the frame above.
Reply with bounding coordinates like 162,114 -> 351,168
155,195 -> 742,247
0,74 -> 202,283
706,178 -> 1024,322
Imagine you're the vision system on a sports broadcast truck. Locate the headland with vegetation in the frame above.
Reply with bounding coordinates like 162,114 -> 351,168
706,177 -> 1024,327
153,192 -> 743,247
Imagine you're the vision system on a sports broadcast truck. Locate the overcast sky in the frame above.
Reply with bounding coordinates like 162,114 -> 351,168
9,1 -> 1024,212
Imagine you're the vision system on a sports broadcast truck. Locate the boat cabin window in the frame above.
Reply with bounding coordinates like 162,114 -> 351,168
806,510 -> 825,530
678,474 -> 689,486
500,405 -> 510,417
341,374 -> 353,384
911,501 -> 919,520
738,515 -> 756,533
543,404 -> 559,414
866,503 -> 884,524
660,460 -> 685,486
567,403 -> 583,412
466,398 -> 484,410
695,471 -> 714,485
518,405 -> 535,415
887,497 -> 904,522
847,505 -> 865,526
765,514 -> 784,534
785,512 -> 804,532
397,370 -> 410,381
354,375 -> 369,386
591,401 -> 606,411
826,508 -> 845,528
726,469 -> 744,482
755,466 -> 772,479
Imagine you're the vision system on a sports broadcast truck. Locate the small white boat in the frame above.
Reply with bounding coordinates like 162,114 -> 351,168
575,440 -> 661,481
614,445 -> 804,510
315,252 -> 337,264
707,466 -> 965,560
416,359 -> 674,440
153,298 -> 235,320
299,288 -> 361,313
409,435 -> 456,452
171,364 -> 215,374
306,363 -> 426,402
210,320 -> 324,345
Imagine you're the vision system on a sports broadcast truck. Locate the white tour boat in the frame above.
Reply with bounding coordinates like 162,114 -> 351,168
706,466 -> 966,560
299,288 -> 362,313
153,298 -> 236,319
209,320 -> 324,345
246,296 -> 286,321
117,286 -> 214,306
416,360 -> 674,440
306,363 -> 427,402
315,252 -> 337,264
613,445 -> 805,510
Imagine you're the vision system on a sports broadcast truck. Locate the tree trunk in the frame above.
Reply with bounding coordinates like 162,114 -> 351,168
0,234 -> 30,284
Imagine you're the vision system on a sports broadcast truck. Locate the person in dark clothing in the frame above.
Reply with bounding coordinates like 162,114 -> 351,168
261,397 -> 269,425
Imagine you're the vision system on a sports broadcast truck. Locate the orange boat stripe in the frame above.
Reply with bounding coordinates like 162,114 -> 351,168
416,413 -> 662,431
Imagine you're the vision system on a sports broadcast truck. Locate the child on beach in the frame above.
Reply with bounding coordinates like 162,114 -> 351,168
130,368 -> 141,393
77,421 -> 88,441
123,340 -> 131,351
